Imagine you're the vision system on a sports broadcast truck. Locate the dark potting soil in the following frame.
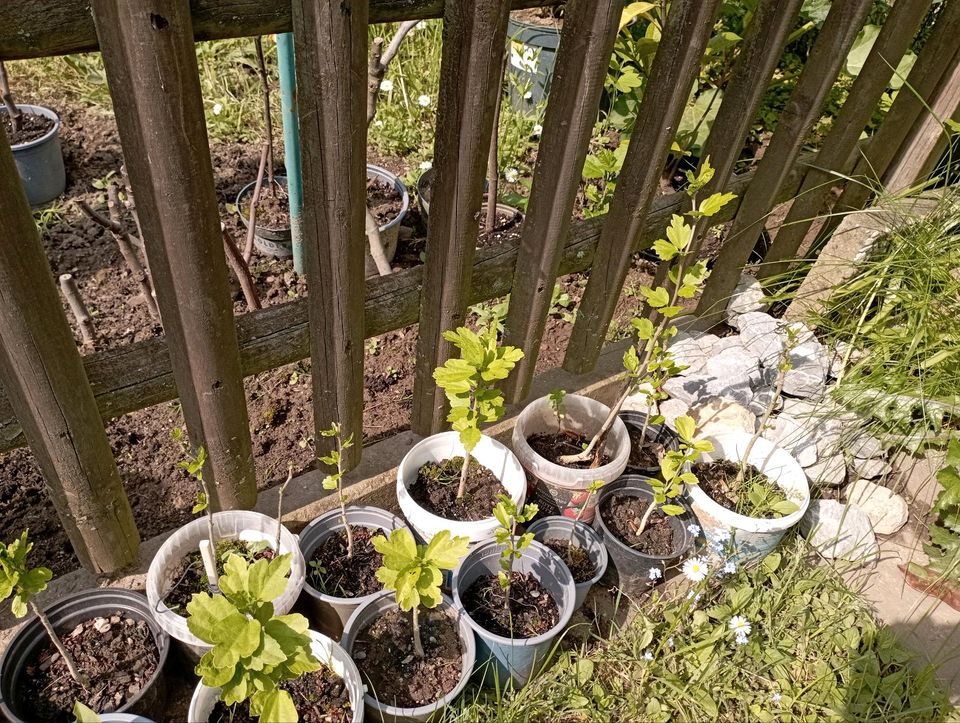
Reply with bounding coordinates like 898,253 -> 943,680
1,109 -> 55,145
208,664 -> 352,723
248,181 -> 290,228
462,572 -> 560,638
512,7 -> 564,27
162,538 -> 276,617
542,538 -> 597,583
368,176 -> 402,226
308,526 -> 384,598
476,206 -> 523,248
409,456 -> 506,521
693,459 -> 771,513
527,431 -> 612,470
16,611 -> 159,723
601,494 -> 676,556
627,428 -> 666,471
352,606 -> 463,708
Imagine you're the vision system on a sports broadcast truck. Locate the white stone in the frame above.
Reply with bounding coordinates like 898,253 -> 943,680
621,382 -> 657,413
845,479 -> 909,536
850,455 -> 891,480
846,433 -> 884,460
764,415 -> 817,467
782,339 -> 829,398
692,398 -> 756,437
664,374 -> 712,406
804,454 -> 847,487
799,500 -> 879,564
735,311 -> 786,365
669,335 -> 716,376
726,274 -> 768,322
659,398 -> 690,428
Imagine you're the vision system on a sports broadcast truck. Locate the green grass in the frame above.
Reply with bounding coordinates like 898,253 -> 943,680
445,534 -> 953,722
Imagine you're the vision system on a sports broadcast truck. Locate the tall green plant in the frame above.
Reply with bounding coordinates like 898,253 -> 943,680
318,423 -> 355,558
493,495 -> 539,635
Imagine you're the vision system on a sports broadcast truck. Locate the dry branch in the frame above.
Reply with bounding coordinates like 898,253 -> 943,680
58,273 -> 96,347
243,142 -> 271,263
0,61 -> 22,132
222,224 -> 262,311
106,185 -> 160,319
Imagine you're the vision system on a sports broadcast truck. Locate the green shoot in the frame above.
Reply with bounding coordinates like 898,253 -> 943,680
548,388 -> 567,433
560,158 -> 734,466
568,480 -> 605,550
73,702 -> 100,723
173,428 -> 217,556
188,553 -> 319,723
0,531 -> 87,687
433,326 -> 524,499
372,528 -> 469,657
318,423 -> 355,558
493,495 -> 539,636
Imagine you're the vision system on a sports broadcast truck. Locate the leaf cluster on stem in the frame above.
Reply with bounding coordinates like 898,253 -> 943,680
318,423 -> 355,558
492,495 -> 539,636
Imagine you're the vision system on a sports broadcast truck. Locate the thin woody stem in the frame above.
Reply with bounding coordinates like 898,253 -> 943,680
735,356 -> 788,489
276,463 -> 293,552
29,600 -> 89,688
340,436 -> 354,559
412,606 -> 424,657
0,61 -> 22,133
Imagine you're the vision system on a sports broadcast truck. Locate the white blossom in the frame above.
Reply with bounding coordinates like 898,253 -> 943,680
380,79 -> 394,92
648,567 -> 663,581
212,102 -> 223,116
771,692 -> 782,706
687,523 -> 701,536
419,160 -> 432,171
533,123 -> 543,134
417,94 -> 431,107
682,556 -> 708,583
642,650 -> 653,661
505,168 -> 519,183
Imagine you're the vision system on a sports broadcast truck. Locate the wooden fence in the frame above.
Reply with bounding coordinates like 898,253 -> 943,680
0,0 -> 956,574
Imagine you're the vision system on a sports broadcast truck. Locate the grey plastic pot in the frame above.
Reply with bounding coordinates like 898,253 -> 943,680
416,167 -> 487,222
452,539 -> 575,688
4,104 -> 66,206
593,475 -> 695,588
299,505 -> 410,639
527,516 -> 607,611
366,164 -> 410,275
506,17 -> 561,109
341,591 -> 475,722
0,589 -> 170,723
236,174 -> 292,258
619,410 -> 679,477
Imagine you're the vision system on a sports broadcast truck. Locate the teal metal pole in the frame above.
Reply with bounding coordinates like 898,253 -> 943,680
276,33 -> 304,274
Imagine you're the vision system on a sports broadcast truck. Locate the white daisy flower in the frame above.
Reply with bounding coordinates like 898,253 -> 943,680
505,168 -> 519,183
417,94 -> 431,107
533,123 -> 543,134
212,102 -> 223,116
419,160 -> 432,171
647,567 -> 662,581
642,650 -> 653,661
723,561 -> 737,575
682,556 -> 708,583
687,523 -> 701,536
771,692 -> 782,706
729,615 -> 752,637
380,79 -> 394,92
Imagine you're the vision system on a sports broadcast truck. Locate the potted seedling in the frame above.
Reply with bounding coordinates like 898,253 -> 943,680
595,415 -> 711,585
527,479 -> 608,610
452,495 -> 575,687
146,430 -> 305,656
187,553 -> 363,722
298,422 -> 410,638
0,532 -> 170,722
0,60 -> 66,205
688,331 -> 810,561
397,325 -> 528,543
512,159 -> 732,519
341,529 -> 475,721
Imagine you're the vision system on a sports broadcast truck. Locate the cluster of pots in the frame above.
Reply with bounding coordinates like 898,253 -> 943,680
0,392 -> 810,722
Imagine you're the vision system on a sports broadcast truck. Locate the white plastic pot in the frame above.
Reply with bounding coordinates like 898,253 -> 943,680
396,431 -> 526,544
512,394 -> 630,522
688,432 -> 810,562
188,630 -> 364,722
146,511 -> 305,657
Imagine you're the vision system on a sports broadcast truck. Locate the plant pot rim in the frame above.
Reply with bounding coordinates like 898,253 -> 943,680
526,515 -> 608,588
396,431 -> 525,536
513,393 -> 631,483
341,590 -> 476,718
367,163 -> 410,233
687,432 -> 811,533
0,588 -> 170,722
595,475 -> 695,561
452,539 -> 575,646
299,505 -> 406,607
2,104 -> 61,151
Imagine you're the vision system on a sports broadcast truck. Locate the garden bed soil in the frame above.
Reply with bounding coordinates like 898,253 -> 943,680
208,664 -> 352,723
527,431 -> 612,469
409,456 -> 506,521
693,459 -> 773,513
1,109 -> 55,145
16,611 -> 159,723
476,206 -> 523,248
462,571 -> 559,638
244,181 -> 290,229
541,538 -> 597,583
601,494 -> 675,556
308,526 -> 384,598
162,538 -> 276,616
367,176 -> 402,226
512,8 -> 563,27
352,606 -> 463,708
627,430 -> 665,471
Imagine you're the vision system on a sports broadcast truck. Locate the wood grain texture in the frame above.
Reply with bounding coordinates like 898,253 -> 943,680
91,0 -> 257,510
293,0 -> 368,469
410,0 -> 512,435
501,0 -> 621,404
694,0 -> 874,324
562,0 -> 724,374
759,0 -> 933,279
0,131 -> 139,574
0,0 -> 562,60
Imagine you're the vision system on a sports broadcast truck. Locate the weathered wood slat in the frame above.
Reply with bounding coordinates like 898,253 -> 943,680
0,0 -> 562,61
0,157 -> 812,454
562,0 -> 724,375
501,0 -> 622,404
758,0 -> 933,280
694,0 -> 874,324
0,130 -> 139,574
410,0 -> 512,435
91,0 -> 257,510
293,0 -> 368,469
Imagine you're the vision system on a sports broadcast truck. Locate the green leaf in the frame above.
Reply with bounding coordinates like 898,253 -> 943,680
640,286 -> 670,309
631,317 -> 655,340
698,192 -> 736,217
257,688 -> 298,723
674,415 -> 696,442
423,530 -> 471,570
18,566 -> 51,596
73,701 -> 102,723
652,238 -> 677,261
661,504 -> 685,516
665,214 -> 693,253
